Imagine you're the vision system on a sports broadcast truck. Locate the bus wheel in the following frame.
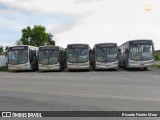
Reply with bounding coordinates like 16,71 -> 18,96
86,69 -> 90,72
124,61 -> 128,70
114,68 -> 118,71
144,67 -> 148,71
123,61 -> 126,69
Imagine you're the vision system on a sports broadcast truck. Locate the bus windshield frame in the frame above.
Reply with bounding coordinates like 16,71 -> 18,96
38,47 -> 59,65
8,46 -> 28,65
129,42 -> 154,61
67,45 -> 89,63
95,45 -> 118,63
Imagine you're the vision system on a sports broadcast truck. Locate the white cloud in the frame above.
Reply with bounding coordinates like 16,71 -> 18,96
54,0 -> 160,50
1,0 -> 98,15
0,0 -> 160,50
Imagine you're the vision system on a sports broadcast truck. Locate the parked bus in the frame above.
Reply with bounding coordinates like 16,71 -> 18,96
38,45 -> 66,71
118,39 -> 154,70
8,45 -> 38,71
66,44 -> 90,70
91,43 -> 118,70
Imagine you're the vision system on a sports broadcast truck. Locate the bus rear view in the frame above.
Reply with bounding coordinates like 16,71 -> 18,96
92,43 -> 118,70
38,46 -> 66,71
66,44 -> 90,71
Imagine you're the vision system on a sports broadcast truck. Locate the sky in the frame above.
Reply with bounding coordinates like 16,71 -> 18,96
0,0 -> 160,50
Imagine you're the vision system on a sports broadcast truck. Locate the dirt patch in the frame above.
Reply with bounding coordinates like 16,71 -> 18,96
155,61 -> 160,65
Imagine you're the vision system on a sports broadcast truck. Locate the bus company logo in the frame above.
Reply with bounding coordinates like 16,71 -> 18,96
2,112 -> 11,117
144,4 -> 152,12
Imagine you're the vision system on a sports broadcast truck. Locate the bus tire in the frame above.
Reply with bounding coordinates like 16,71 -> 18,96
124,61 -> 128,70
114,68 -> 118,71
144,67 -> 148,71
123,61 -> 126,69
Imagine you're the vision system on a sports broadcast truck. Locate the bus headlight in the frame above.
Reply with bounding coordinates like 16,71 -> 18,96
114,62 -> 118,65
130,61 -> 136,64
148,61 -> 154,64
129,60 -> 136,64
83,63 -> 89,66
54,64 -> 59,67
97,63 -> 102,65
67,62 -> 73,65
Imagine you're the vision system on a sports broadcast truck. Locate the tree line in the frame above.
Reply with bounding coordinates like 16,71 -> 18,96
0,25 -> 55,55
16,25 -> 55,46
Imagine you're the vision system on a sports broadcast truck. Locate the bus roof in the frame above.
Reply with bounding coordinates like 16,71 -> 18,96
9,45 -> 38,48
94,43 -> 117,48
39,45 -> 64,50
39,45 -> 60,48
8,45 -> 38,50
128,39 -> 152,43
67,43 -> 89,46
67,44 -> 89,48
119,39 -> 153,47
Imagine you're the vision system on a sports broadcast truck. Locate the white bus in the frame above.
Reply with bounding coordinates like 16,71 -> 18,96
38,45 -> 66,71
91,43 -> 118,70
66,44 -> 90,70
8,45 -> 38,71
118,40 -> 154,70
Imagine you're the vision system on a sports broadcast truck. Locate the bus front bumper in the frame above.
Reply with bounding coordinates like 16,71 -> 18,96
128,59 -> 154,68
95,61 -> 118,69
38,63 -> 60,71
67,62 -> 90,70
8,63 -> 31,71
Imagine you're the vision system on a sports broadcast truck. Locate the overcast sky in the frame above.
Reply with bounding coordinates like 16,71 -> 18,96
0,0 -> 160,50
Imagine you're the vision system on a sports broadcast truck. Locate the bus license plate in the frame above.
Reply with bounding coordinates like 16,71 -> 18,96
47,67 -> 51,69
140,64 -> 144,68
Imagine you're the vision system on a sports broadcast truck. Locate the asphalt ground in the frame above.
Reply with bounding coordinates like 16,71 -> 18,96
0,67 -> 159,120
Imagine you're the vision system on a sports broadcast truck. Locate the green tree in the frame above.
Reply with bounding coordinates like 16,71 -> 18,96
16,40 -> 23,45
47,33 -> 55,45
17,25 -> 54,47
5,46 -> 9,52
4,46 -> 9,56
154,52 -> 160,60
0,46 -> 4,55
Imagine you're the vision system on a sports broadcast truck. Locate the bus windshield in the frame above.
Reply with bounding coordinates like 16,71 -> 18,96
8,49 -> 28,65
39,50 -> 59,65
68,48 -> 89,63
96,47 -> 117,62
129,45 -> 153,61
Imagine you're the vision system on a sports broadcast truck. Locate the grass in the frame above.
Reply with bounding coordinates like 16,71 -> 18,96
0,66 -> 8,72
154,64 -> 160,69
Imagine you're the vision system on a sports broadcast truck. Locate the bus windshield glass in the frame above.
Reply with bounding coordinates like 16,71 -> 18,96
8,49 -> 28,65
39,49 -> 59,65
96,47 -> 117,62
129,45 -> 153,61
68,48 -> 89,63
